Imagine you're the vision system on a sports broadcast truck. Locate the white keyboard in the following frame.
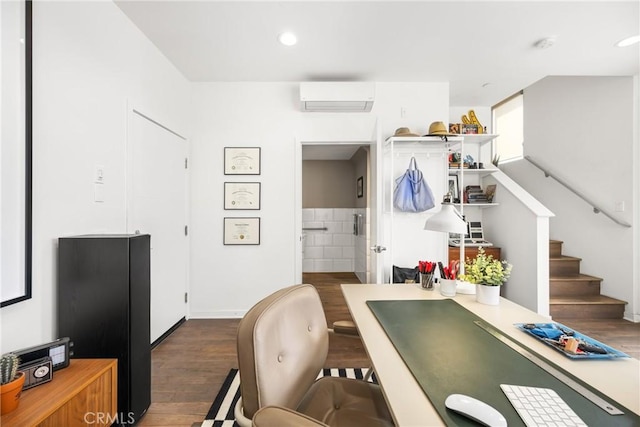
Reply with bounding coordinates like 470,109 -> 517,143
500,384 -> 587,427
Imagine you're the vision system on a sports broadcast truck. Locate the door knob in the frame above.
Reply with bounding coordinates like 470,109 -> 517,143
370,245 -> 387,253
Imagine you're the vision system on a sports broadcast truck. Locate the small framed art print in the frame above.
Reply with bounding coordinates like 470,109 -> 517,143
224,182 -> 261,210
224,217 -> 260,245
224,147 -> 261,175
357,176 -> 364,198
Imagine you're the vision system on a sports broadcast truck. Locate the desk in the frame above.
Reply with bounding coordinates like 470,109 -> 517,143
1,359 -> 117,427
342,284 -> 640,427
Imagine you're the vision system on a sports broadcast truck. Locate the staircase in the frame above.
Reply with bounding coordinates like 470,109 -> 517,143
549,240 -> 626,319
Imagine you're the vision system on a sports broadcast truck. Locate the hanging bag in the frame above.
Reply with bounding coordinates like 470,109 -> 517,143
393,157 -> 436,212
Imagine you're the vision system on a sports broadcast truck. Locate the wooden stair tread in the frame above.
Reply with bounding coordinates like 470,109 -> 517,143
550,295 -> 627,305
549,255 -> 582,262
550,273 -> 602,282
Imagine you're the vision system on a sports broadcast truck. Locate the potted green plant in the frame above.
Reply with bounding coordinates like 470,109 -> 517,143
459,247 -> 512,305
1,353 -> 25,415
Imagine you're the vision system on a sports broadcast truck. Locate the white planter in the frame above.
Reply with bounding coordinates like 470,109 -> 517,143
439,279 -> 456,297
476,284 -> 501,305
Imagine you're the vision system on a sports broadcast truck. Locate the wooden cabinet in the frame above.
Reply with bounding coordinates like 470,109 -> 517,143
449,246 -> 501,262
1,359 -> 117,427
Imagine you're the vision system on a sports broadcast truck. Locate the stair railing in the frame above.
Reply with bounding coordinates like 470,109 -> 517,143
525,155 -> 631,228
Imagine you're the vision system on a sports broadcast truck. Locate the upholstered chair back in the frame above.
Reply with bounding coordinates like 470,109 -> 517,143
237,284 -> 329,419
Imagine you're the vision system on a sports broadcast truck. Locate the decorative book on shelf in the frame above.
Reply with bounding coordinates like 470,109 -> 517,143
463,184 -> 497,204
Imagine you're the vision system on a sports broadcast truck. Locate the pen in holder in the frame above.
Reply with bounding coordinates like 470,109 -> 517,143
420,272 -> 434,290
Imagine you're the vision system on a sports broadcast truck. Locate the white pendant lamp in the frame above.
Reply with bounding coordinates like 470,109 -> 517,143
424,203 -> 467,234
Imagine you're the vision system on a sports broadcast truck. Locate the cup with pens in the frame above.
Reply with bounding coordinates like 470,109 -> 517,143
438,260 -> 460,297
418,261 -> 435,290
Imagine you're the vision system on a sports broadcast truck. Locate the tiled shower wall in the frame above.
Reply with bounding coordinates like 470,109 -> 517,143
303,208 -> 358,272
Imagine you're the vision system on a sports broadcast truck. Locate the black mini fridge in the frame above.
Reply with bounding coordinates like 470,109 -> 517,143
58,234 -> 151,424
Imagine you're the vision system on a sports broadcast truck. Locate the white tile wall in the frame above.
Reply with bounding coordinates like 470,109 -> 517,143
303,208 -> 356,272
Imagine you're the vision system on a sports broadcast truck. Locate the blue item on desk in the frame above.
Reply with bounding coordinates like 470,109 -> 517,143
516,322 -> 630,359
523,323 -> 564,340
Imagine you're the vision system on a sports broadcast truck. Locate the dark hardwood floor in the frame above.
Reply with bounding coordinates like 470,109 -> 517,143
138,273 -> 639,426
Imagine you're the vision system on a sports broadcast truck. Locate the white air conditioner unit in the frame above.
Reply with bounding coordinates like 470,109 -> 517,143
300,82 -> 375,112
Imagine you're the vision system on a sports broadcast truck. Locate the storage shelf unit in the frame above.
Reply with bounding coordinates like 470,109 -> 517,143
448,133 -> 500,268
381,133 -> 500,282
382,136 -> 459,283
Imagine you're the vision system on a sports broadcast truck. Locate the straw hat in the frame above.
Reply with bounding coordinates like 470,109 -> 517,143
425,121 -> 453,136
393,127 -> 419,137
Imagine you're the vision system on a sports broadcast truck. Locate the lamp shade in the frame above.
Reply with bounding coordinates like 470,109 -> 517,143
424,204 -> 467,233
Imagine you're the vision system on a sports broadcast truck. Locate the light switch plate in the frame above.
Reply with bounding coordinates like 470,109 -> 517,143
94,183 -> 105,202
94,165 -> 104,183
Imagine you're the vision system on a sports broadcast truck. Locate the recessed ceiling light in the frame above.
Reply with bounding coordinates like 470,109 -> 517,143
534,36 -> 557,49
616,35 -> 640,47
278,32 -> 297,46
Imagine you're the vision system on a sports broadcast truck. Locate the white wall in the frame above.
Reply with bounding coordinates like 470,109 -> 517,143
502,76 -> 637,320
189,82 -> 449,317
0,1 -> 190,353
481,171 -> 553,315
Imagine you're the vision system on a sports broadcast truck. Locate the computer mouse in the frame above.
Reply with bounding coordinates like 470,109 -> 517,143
445,393 -> 507,427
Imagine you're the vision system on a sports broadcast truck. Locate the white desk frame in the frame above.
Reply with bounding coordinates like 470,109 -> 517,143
342,284 -> 640,427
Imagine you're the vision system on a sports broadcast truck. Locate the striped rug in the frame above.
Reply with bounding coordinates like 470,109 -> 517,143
201,367 -> 376,427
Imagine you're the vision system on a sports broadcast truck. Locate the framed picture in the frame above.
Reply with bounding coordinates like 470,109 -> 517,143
356,176 -> 364,198
224,217 -> 260,245
224,147 -> 261,175
448,174 -> 460,202
224,182 -> 261,210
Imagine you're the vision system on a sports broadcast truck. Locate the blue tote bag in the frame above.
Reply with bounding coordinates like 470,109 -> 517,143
393,157 -> 436,212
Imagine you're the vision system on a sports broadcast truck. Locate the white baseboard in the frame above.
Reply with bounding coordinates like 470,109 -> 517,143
189,309 -> 247,319
624,313 -> 640,323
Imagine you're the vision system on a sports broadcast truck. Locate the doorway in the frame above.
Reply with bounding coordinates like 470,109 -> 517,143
302,143 -> 369,282
299,143 -> 370,282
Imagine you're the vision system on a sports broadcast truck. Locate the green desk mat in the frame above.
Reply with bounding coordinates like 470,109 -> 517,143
367,299 -> 639,426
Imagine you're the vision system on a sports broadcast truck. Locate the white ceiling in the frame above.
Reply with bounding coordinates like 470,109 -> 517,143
116,0 -> 639,107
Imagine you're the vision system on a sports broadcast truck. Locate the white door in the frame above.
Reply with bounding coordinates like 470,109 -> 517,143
128,109 -> 188,343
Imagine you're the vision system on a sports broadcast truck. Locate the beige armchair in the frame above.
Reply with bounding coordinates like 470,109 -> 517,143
235,284 -> 394,427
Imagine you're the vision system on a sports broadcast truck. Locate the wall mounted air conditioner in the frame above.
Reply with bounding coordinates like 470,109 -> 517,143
300,82 -> 375,112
